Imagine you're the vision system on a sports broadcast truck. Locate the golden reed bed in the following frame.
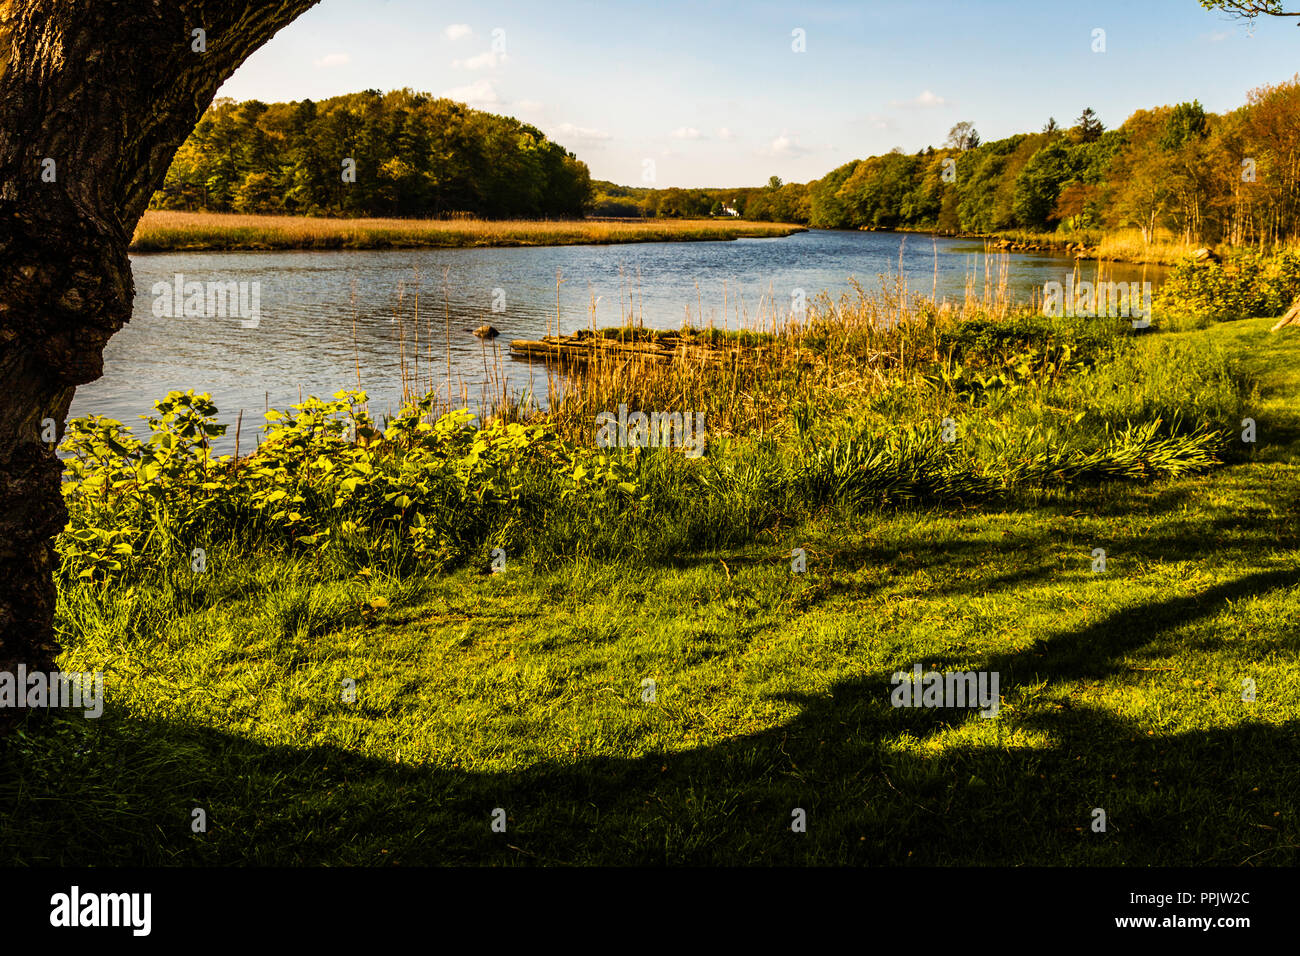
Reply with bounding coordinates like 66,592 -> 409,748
131,211 -> 806,252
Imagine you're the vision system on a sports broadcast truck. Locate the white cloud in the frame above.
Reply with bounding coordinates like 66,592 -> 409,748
445,24 -> 473,40
671,127 -> 703,140
441,80 -> 500,106
454,50 -> 507,70
312,52 -> 350,68
760,131 -> 811,157
552,122 -> 612,146
717,127 -> 735,140
513,99 -> 544,113
891,90 -> 948,109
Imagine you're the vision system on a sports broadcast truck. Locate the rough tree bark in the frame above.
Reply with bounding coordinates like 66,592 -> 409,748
0,0 -> 319,731
1272,300 -> 1300,331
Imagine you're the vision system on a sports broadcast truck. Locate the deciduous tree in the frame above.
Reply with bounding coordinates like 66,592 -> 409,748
0,0 -> 321,729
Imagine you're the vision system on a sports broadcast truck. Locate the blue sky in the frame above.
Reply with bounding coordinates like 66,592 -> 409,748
215,0 -> 1300,188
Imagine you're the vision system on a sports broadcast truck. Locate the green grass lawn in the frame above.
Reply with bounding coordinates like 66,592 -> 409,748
2,317 -> 1296,866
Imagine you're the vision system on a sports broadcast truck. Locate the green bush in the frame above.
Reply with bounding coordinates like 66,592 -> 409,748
57,389 -> 644,584
1155,250 -> 1300,321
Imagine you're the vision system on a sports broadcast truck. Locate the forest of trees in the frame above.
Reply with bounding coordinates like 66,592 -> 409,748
587,175 -> 809,222
794,80 -> 1300,244
154,79 -> 1300,248
601,79 -> 1300,247
150,88 -> 593,218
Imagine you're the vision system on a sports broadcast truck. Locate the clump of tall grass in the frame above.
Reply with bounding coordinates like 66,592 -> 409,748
988,227 -> 1230,266
792,421 -> 993,508
540,273 -> 1015,446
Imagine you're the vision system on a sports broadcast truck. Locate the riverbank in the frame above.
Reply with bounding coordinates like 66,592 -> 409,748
978,229 -> 1198,266
130,211 -> 806,252
867,224 -> 1298,267
7,282 -> 1298,864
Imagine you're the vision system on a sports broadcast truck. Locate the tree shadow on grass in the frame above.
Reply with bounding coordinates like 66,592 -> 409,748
985,566 -> 1300,684
658,527 -> 1060,601
3,562 -> 1297,867
653,509 -> 1296,623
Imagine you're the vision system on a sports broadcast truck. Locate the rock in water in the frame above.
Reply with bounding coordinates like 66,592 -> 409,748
470,324 -> 499,339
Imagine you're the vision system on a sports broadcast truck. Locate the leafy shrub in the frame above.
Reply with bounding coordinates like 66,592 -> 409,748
1154,250 -> 1300,321
57,389 -> 644,584
937,312 -> 1118,369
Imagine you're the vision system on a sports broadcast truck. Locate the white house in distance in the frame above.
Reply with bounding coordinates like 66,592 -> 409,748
721,200 -> 740,217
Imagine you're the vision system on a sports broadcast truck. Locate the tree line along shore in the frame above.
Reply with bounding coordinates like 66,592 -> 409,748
144,81 -> 1300,262
129,209 -> 1265,268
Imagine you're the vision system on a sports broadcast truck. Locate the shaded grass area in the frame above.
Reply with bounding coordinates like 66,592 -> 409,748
1,318 -> 1296,865
130,211 -> 806,252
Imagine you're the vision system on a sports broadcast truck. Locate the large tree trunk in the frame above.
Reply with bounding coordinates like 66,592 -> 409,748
0,0 -> 319,731
1273,299 -> 1300,332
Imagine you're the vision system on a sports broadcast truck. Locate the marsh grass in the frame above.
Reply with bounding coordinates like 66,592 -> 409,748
987,226 -> 1300,267
131,210 -> 806,252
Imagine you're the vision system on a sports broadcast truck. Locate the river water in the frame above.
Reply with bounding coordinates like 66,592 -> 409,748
70,229 -> 1164,451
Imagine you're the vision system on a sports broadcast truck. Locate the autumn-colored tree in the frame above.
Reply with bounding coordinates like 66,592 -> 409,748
1108,140 -> 1174,243
1241,79 -> 1300,244
1052,182 -> 1100,230
1161,103 -> 1215,243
